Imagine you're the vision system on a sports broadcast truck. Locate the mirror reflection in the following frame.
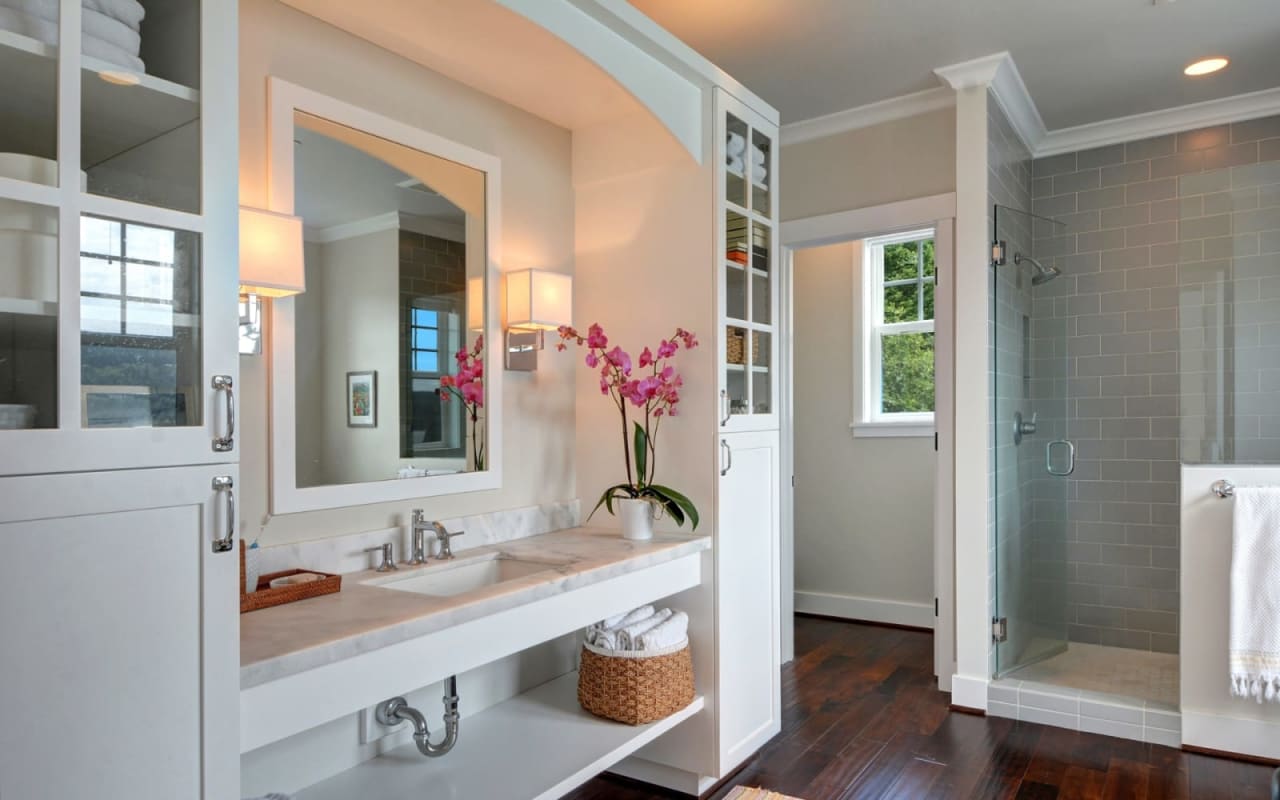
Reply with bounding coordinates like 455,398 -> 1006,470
292,111 -> 487,488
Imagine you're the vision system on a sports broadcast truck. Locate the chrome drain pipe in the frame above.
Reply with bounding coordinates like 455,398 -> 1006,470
375,676 -> 460,758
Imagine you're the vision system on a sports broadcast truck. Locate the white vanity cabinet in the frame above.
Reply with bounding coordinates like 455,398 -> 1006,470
0,2 -> 241,798
0,465 -> 240,800
0,0 -> 239,476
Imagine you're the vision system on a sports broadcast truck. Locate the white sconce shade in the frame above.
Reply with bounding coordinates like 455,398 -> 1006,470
505,269 -> 572,331
467,276 -> 484,332
239,206 -> 305,297
504,269 -> 571,370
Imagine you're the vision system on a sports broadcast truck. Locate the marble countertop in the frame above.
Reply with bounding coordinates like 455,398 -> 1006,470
240,527 -> 710,689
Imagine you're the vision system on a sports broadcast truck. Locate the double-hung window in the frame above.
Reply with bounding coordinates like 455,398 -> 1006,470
859,228 -> 936,435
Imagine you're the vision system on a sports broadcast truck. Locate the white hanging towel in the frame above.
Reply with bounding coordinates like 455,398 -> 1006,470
1229,486 -> 1280,703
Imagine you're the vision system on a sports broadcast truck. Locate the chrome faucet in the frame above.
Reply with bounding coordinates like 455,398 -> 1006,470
409,510 -> 431,565
363,542 -> 397,572
431,521 -> 464,560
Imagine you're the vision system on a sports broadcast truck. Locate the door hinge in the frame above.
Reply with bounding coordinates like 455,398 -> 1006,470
992,616 -> 1008,643
934,431 -> 938,451
791,475 -> 795,488
992,240 -> 1007,267
934,597 -> 939,617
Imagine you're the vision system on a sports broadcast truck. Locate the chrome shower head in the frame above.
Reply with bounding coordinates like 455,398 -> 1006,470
1014,252 -> 1061,286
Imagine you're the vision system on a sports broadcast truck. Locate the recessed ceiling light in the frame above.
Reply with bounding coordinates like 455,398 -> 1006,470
1184,57 -> 1229,77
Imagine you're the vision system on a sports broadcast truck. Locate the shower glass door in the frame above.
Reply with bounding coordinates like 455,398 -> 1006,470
992,205 -> 1071,677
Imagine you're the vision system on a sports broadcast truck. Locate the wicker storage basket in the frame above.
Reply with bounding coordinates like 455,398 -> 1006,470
726,329 -> 762,366
578,639 -> 695,725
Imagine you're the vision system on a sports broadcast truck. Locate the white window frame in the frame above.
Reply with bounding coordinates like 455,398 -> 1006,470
854,227 -> 936,438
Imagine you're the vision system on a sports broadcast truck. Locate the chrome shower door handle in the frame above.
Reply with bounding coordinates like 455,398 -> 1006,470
1046,440 -> 1075,477
212,476 -> 235,553
212,375 -> 235,452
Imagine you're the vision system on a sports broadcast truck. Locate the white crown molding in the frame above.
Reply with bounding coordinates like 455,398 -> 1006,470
781,87 -> 955,145
933,52 -> 1008,90
987,55 -> 1047,154
305,211 -> 465,244
1035,85 -> 1280,157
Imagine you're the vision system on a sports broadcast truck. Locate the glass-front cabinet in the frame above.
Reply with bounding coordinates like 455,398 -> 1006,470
717,90 -> 779,432
0,1 -> 236,475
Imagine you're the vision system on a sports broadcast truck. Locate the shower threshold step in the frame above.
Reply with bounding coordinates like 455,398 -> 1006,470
988,677 -> 1181,748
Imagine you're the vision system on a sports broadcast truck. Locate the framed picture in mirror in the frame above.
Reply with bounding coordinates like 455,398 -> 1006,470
346,370 -> 377,427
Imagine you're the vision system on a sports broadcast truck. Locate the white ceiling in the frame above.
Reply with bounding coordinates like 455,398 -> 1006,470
294,128 -> 464,232
627,0 -> 1280,130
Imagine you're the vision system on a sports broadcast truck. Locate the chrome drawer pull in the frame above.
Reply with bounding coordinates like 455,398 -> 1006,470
212,476 -> 235,553
212,375 -> 235,452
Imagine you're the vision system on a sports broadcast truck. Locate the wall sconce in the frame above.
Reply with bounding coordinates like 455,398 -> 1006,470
504,269 -> 571,371
239,206 -> 305,355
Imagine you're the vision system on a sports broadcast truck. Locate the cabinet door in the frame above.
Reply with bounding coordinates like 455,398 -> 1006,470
0,1 -> 239,475
717,430 -> 781,771
717,90 -> 779,433
0,465 -> 239,799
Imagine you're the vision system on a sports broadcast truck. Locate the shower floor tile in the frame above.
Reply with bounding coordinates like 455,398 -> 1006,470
1007,642 -> 1179,707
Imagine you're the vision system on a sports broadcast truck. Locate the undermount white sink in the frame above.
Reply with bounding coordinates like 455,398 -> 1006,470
369,555 -> 563,597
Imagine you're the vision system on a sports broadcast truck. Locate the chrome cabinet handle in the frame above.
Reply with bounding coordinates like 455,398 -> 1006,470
212,375 -> 235,452
1046,440 -> 1075,477
720,439 -> 733,477
212,476 -> 235,553
720,390 -> 731,426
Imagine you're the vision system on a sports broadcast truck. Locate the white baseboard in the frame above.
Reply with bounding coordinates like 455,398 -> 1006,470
795,590 -> 934,629
1182,709 -> 1280,761
608,756 -> 715,795
950,674 -> 989,712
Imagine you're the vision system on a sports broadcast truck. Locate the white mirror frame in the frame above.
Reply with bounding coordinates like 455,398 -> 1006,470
266,77 -> 503,514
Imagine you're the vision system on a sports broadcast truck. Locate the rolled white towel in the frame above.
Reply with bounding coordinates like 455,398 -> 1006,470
83,33 -> 144,72
751,164 -> 768,184
84,0 -> 146,29
726,131 -> 746,157
588,605 -> 656,649
636,610 -> 688,651
750,145 -> 766,166
726,156 -> 745,177
0,0 -> 140,53
585,605 -> 653,642
617,608 -> 673,651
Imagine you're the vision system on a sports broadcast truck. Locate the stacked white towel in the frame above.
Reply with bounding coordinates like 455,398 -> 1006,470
584,605 -> 689,652
1229,486 -> 1280,703
724,133 -> 769,186
0,0 -> 147,73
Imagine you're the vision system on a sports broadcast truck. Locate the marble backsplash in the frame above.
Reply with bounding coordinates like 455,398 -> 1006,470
254,500 -> 581,576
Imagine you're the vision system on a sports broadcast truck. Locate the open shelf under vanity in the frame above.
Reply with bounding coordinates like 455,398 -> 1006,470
297,671 -> 703,800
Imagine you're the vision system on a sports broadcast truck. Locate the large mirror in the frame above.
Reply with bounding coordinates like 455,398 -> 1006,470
269,81 -> 501,513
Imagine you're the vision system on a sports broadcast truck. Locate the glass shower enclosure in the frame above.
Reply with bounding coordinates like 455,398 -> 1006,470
992,204 -> 1074,677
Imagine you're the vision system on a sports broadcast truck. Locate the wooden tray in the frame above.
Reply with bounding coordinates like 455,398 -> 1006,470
239,540 -> 341,613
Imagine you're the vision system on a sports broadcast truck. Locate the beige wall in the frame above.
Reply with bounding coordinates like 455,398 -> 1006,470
782,113 -> 955,621
239,0 -> 576,546
792,242 -> 935,616
780,108 -> 956,220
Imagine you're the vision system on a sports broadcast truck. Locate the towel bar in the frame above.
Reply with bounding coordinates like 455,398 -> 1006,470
1212,479 -> 1235,498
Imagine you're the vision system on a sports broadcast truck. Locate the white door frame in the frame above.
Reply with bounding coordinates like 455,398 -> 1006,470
780,192 -> 957,690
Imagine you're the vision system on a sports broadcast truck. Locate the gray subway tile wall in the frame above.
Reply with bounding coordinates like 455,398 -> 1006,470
1029,114 -> 1280,652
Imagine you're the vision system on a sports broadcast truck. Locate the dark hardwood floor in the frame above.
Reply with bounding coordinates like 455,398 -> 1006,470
564,615 -> 1277,800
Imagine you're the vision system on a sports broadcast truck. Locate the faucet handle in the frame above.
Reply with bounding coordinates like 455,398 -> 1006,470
363,542 -> 397,572
411,508 -> 425,524
434,528 -> 464,559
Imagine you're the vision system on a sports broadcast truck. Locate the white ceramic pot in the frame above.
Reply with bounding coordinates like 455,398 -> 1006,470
617,498 -> 656,541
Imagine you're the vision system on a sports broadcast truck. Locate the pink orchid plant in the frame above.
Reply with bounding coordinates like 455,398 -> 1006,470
439,335 -> 485,470
557,323 -> 699,529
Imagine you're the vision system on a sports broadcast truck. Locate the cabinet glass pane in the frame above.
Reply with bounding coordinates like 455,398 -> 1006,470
726,325 -> 748,416
0,7 -> 59,186
80,215 -> 201,427
750,128 -> 772,216
750,221 -> 771,325
0,200 -> 58,428
726,263 -> 746,321
751,331 -> 772,414
82,0 -> 202,212
725,113 -> 748,209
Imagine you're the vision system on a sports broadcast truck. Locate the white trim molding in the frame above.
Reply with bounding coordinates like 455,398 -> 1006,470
851,421 -> 933,438
781,87 -> 955,146
795,590 -> 934,630
950,674 -> 989,712
782,50 -> 1280,158
1037,85 -> 1280,157
780,192 -> 956,248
